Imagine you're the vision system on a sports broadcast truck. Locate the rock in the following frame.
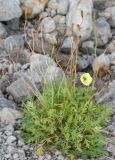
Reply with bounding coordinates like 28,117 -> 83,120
39,32 -> 57,45
39,17 -> 56,33
66,0 -> 93,41
0,0 -> 22,21
0,108 -> 22,124
39,11 -> 48,19
0,23 -> 7,38
16,49 -> 31,65
7,77 -> 39,102
0,74 -> 13,93
0,58 -> 10,76
78,55 -> 92,70
53,15 -> 66,24
107,123 -> 115,132
4,35 -> 24,54
108,52 -> 115,65
0,97 -> 16,109
61,36 -> 76,53
99,6 -> 115,27
107,37 -> 115,53
94,0 -> 115,10
81,41 -> 94,54
6,18 -> 20,31
50,9 -> 56,17
6,135 -> 17,144
45,154 -> 51,160
96,80 -> 115,108
28,34 -> 53,55
94,17 -> 112,46
21,0 -> 48,19
92,54 -> 110,77
107,137 -> 115,156
30,54 -> 62,83
18,149 -> 25,158
48,0 -> 69,15
0,90 -> 16,109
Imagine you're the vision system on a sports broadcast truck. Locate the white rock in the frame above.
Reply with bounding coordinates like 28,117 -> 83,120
66,0 -> 93,41
0,0 -> 22,21
40,17 -> 56,33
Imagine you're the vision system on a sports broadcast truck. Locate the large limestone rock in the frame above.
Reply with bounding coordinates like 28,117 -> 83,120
20,0 -> 48,18
66,0 -> 93,41
0,0 -> 22,21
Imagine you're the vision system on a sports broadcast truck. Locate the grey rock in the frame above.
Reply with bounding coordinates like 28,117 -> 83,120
0,23 -> 7,38
94,17 -> 112,46
28,34 -> 53,55
96,80 -> 115,108
7,77 -> 40,102
48,0 -> 69,15
0,90 -> 16,109
39,12 -> 48,19
107,37 -> 115,53
40,17 -> 56,33
16,49 -> 31,65
38,156 -> 45,160
99,6 -> 115,27
45,154 -> 52,160
39,31 -> 57,45
6,135 -> 16,144
6,18 -> 20,31
107,137 -> 115,156
61,36 -> 76,53
108,52 -> 115,65
18,149 -> 25,158
53,15 -> 66,24
30,54 -> 62,84
13,153 -> 19,159
4,35 -> 24,54
50,9 -> 56,17
94,0 -> 115,10
0,107 -> 22,124
4,125 -> 14,132
0,0 -> 22,21
81,41 -> 95,55
78,56 -> 90,70
0,97 -> 16,109
0,74 -> 13,93
107,123 -> 115,132
113,115 -> 115,122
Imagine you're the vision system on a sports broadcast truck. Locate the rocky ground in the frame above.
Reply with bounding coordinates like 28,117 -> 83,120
0,0 -> 115,159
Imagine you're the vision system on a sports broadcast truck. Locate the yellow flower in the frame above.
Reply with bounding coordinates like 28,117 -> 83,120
80,73 -> 92,86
